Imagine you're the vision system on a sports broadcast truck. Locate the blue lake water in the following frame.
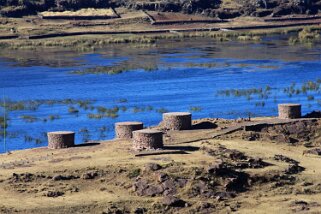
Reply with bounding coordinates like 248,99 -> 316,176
0,36 -> 321,153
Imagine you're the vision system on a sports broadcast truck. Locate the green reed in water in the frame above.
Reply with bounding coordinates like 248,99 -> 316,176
71,65 -> 159,75
189,106 -> 203,112
288,27 -> 321,46
1,98 -> 95,112
217,79 -> 321,108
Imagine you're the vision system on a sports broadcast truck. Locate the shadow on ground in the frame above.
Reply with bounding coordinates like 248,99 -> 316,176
74,142 -> 100,148
163,145 -> 199,152
192,122 -> 217,130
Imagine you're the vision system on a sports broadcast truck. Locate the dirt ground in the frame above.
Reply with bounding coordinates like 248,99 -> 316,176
0,117 -> 320,213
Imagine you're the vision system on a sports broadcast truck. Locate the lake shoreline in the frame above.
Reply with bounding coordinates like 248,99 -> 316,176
1,11 -> 321,49
1,114 -> 320,154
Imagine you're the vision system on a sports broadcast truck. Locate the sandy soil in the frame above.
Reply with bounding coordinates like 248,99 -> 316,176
0,117 -> 320,213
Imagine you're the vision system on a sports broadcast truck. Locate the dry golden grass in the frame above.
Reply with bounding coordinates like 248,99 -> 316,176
40,8 -> 117,18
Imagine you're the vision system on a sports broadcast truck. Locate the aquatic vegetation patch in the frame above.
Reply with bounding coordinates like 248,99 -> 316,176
132,105 -> 154,113
255,101 -> 266,107
23,132 -> 47,144
184,62 -> 219,68
237,35 -> 261,41
98,125 -> 108,139
79,128 -> 91,142
156,108 -> 169,114
283,80 -> 321,97
20,115 -> 38,123
72,66 -> 125,75
0,115 -> 9,137
120,106 -> 127,112
71,64 -> 159,75
216,80 -> 321,108
288,27 -> 321,45
298,27 -> 320,42
68,106 -> 79,114
115,98 -> 128,103
0,35 -> 157,50
0,116 -> 8,130
189,106 -> 203,112
2,25 -> 320,50
87,106 -> 120,119
217,86 -> 271,98
87,112 -> 118,119
76,100 -> 95,110
1,100 -> 42,111
20,114 -> 61,123
1,99 -> 95,112
47,115 -> 60,121
87,113 -> 105,119
307,95 -> 314,101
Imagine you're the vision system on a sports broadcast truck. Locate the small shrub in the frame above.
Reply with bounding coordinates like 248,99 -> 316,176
128,168 -> 141,178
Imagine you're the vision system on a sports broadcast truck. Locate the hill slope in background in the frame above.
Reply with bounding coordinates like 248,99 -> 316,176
0,0 -> 321,18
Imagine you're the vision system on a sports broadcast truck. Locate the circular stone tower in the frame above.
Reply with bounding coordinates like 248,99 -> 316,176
162,112 -> 192,130
278,103 -> 301,119
47,131 -> 75,149
132,129 -> 163,151
115,121 -> 144,139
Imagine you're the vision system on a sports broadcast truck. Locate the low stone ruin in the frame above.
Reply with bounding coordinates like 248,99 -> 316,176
47,131 -> 75,149
115,121 -> 144,139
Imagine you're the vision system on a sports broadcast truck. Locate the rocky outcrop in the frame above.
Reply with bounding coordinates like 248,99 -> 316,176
237,0 -> 320,16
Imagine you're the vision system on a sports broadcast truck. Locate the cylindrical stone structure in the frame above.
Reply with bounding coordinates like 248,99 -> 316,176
132,129 -> 163,150
47,131 -> 75,149
278,103 -> 301,119
162,112 -> 192,130
115,121 -> 144,139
